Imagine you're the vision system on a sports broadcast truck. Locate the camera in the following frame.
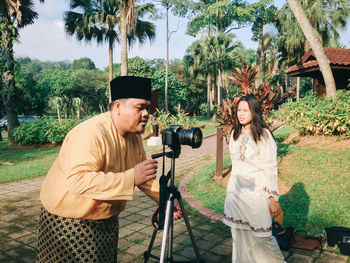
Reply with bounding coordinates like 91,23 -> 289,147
161,125 -> 203,149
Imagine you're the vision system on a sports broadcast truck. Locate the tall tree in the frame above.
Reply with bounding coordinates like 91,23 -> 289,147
186,33 -> 244,111
286,0 -> 337,97
187,0 -> 254,37
64,0 -> 155,101
277,0 -> 350,66
120,0 -> 155,76
154,0 -> 188,111
120,0 -> 136,76
0,0 -> 45,143
71,57 -> 96,70
250,2 -> 277,84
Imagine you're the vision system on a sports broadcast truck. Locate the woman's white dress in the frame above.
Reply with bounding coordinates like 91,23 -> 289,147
223,129 -> 284,263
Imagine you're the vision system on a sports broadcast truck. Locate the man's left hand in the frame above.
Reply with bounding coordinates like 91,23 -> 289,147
173,200 -> 183,220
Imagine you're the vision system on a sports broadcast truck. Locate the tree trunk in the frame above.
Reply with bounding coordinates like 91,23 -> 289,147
270,48 -> 279,77
165,6 -> 169,112
207,74 -> 211,116
120,1 -> 128,77
1,19 -> 19,144
217,68 -> 223,105
56,98 -> 61,123
296,77 -> 300,101
286,0 -> 336,97
255,25 -> 263,87
108,38 -> 113,103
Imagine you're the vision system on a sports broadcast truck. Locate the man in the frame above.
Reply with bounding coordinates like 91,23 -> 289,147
37,76 -> 181,263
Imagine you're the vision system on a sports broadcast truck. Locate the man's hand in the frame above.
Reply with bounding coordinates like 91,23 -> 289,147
173,200 -> 183,220
269,197 -> 282,218
134,159 -> 158,186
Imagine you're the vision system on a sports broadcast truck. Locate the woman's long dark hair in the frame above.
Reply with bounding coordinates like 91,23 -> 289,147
233,95 -> 271,143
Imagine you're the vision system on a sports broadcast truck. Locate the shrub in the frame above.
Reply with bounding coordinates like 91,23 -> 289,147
147,109 -> 198,136
13,117 -> 81,145
276,90 -> 350,137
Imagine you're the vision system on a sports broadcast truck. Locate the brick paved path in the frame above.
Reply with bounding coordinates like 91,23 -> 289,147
0,134 -> 349,262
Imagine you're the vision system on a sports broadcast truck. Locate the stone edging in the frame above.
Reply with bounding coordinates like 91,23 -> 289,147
179,162 -> 224,222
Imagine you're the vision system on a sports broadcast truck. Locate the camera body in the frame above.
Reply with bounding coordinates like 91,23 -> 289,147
162,125 -> 202,149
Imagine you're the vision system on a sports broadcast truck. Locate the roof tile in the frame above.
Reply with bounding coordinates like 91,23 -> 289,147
285,48 -> 350,74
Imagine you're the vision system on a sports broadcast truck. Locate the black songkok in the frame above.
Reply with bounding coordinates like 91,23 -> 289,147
110,76 -> 152,101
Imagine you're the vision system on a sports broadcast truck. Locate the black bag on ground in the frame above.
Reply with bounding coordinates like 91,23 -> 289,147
272,222 -> 295,251
325,227 -> 350,246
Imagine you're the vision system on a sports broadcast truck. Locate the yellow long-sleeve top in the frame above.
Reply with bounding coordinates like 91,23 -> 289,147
40,112 -> 160,220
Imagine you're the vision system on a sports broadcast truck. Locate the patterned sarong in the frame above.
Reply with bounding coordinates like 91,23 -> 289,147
37,207 -> 119,263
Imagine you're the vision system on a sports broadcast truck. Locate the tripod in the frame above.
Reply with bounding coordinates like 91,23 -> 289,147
143,145 -> 204,263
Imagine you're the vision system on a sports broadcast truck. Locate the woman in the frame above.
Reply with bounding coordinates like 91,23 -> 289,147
223,95 -> 285,263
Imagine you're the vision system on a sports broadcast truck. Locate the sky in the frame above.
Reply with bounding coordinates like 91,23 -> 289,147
13,0 -> 350,70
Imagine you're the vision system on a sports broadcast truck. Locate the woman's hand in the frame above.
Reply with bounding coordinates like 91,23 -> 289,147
269,197 -> 282,218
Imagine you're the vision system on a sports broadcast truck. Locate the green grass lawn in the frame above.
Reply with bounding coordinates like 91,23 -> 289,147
186,130 -> 350,235
195,116 -> 219,136
0,132 -> 60,183
278,144 -> 350,234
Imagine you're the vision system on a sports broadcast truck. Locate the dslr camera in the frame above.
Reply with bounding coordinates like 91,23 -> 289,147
161,125 -> 203,149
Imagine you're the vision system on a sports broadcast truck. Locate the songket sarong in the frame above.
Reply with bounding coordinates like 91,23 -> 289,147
37,207 -> 119,263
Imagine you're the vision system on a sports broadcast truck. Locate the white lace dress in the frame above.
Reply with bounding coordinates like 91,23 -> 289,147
223,129 -> 284,263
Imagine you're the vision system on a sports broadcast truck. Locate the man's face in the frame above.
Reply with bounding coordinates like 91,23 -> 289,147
114,98 -> 151,135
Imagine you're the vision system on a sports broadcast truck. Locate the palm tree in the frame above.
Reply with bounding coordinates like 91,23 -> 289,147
186,33 -> 243,113
251,4 -> 277,85
0,0 -> 45,143
64,0 -> 155,101
277,0 -> 350,66
286,0 -> 337,97
120,0 -> 136,76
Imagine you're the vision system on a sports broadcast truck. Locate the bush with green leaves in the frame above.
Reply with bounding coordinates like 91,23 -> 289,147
13,117 -> 81,145
276,90 -> 350,137
151,69 -> 188,114
147,109 -> 198,135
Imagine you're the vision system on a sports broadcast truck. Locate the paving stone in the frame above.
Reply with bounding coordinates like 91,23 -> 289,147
138,226 -> 155,236
202,251 -> 226,263
317,251 -> 348,263
117,252 -> 139,262
291,247 -> 321,257
126,232 -> 148,243
16,233 -> 37,246
118,227 -> 135,238
212,244 -> 232,256
8,230 -> 33,240
178,246 -> 197,259
125,243 -> 149,256
6,246 -> 37,262
287,253 -> 313,263
0,239 -> 25,253
196,239 -> 216,251
201,232 -> 222,242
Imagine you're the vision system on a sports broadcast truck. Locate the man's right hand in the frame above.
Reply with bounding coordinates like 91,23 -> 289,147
134,159 -> 158,186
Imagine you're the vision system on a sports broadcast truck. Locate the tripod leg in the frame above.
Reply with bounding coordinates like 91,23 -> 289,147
160,195 -> 174,263
178,198 -> 204,262
143,229 -> 158,263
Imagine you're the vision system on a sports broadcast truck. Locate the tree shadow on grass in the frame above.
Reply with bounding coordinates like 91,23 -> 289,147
279,182 -> 310,231
277,143 -> 293,159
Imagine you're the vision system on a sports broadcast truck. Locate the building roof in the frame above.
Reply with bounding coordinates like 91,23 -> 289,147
285,47 -> 350,75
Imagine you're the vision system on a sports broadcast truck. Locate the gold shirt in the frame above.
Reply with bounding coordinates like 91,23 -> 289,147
40,112 -> 159,220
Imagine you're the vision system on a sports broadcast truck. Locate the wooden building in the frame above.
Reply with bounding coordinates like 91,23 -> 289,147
285,47 -> 350,96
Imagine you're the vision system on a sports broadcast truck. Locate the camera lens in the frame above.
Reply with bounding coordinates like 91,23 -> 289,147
178,127 -> 203,148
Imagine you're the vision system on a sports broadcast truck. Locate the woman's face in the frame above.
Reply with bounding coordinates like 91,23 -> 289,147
237,101 -> 252,126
